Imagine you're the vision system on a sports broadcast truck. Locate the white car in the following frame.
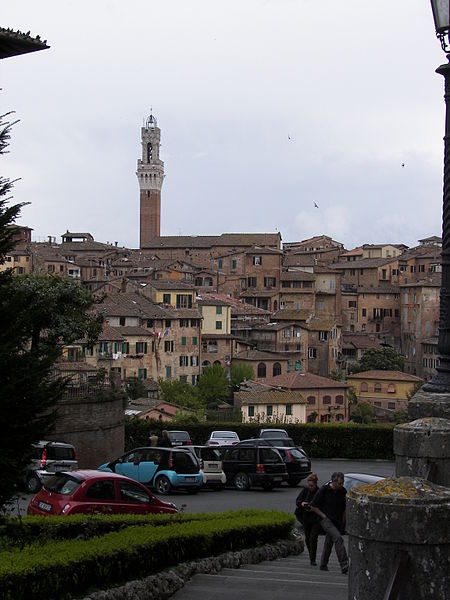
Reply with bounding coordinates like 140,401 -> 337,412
205,430 -> 240,446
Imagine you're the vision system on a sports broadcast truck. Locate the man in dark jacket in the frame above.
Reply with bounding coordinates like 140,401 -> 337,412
310,471 -> 348,574
295,473 -> 321,565
157,430 -> 172,447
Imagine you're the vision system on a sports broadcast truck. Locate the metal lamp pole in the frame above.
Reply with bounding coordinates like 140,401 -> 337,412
423,1 -> 450,392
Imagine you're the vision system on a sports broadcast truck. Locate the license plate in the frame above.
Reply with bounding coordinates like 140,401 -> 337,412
184,476 -> 196,481
38,501 -> 52,512
206,464 -> 218,470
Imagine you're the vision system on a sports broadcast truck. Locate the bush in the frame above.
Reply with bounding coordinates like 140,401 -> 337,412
125,419 -> 395,459
0,510 -> 294,599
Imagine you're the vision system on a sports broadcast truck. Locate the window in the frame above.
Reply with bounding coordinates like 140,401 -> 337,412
165,366 -> 172,379
165,320 -> 171,328
267,405 -> 273,416
147,319 -> 154,328
303,281 -> 313,288
323,395 -> 331,405
164,340 -> 174,352
163,293 -> 171,304
215,321 -> 222,330
374,401 -> 382,407
308,348 -> 317,359
179,356 -> 189,367
362,308 -> 367,317
121,342 -> 129,354
387,383 -> 396,393
176,294 -> 192,309
181,336 -> 186,346
136,342 -> 147,354
317,302 -> 324,311
119,316 -> 126,326
257,362 -> 267,377
118,481 -> 150,504
138,368 -> 147,380
307,396 -> 316,405
232,259 -> 237,270
264,277 -> 276,287
348,301 -> 357,308
281,281 -> 291,288
319,331 -> 328,341
381,269 -> 387,280
192,336 -> 197,345
253,256 -> 262,266
362,324 -> 366,331
190,355 -> 198,367
374,383 -> 382,392
248,405 -> 255,417
388,402 -> 396,410
218,259 -> 223,269
273,362 -> 281,376
247,277 -> 257,287
85,480 -> 115,500
360,382 -> 368,392
335,395 -> 344,405
47,264 -> 55,273
179,375 -> 188,383
286,404 -> 292,416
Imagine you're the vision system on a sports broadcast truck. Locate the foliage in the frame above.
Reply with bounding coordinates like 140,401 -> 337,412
196,363 -> 230,406
0,113 -> 102,509
125,419 -> 395,459
329,370 -> 345,381
392,410 -> 409,424
347,387 -> 358,405
125,377 -> 147,400
0,510 -> 294,599
406,381 -> 423,401
350,401 -> 374,424
158,378 -> 204,410
353,347 -> 405,373
229,362 -> 255,394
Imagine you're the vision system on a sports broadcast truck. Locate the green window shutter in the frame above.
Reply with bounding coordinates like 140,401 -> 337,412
152,341 -> 155,352
192,336 -> 197,345
114,342 -> 118,353
182,336 -> 186,346
135,342 -> 139,354
144,342 -> 148,354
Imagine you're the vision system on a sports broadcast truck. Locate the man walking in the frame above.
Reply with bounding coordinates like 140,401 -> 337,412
309,471 -> 348,574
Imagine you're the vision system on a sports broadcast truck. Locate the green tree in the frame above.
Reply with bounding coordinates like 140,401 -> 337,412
229,362 -> 254,393
353,347 -> 405,373
0,113 -> 102,508
196,363 -> 230,407
158,378 -> 203,410
126,377 -> 147,400
350,401 -> 374,424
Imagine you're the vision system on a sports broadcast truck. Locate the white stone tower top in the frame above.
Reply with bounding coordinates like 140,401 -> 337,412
136,112 -> 165,192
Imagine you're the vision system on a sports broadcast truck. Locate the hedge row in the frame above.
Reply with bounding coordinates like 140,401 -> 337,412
0,509 -> 266,547
126,419 -> 395,460
0,510 -> 294,600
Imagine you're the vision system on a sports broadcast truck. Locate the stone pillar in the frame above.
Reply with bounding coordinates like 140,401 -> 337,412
394,417 -> 450,486
347,477 -> 450,600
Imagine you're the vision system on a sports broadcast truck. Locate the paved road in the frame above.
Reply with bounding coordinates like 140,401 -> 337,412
172,536 -> 348,600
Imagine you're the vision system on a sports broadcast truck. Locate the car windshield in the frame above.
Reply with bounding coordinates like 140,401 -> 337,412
270,438 -> 296,447
169,431 -> 190,441
287,448 -> 306,459
44,473 -> 81,495
213,432 -> 237,439
261,430 -> 288,438
259,448 -> 282,463
200,448 -> 221,461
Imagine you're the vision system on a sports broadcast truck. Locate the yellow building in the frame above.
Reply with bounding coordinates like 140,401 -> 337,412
237,390 -> 307,424
347,370 -> 423,415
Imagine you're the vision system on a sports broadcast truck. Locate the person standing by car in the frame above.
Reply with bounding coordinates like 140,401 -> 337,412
158,430 -> 172,447
148,431 -> 158,447
309,471 -> 348,574
294,473 -> 321,565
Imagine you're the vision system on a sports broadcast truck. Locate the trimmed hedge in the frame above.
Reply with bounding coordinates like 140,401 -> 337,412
0,509 -> 267,546
0,510 -> 294,600
126,419 -> 395,460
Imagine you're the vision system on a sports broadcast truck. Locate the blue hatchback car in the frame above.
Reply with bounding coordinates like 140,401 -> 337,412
98,447 -> 202,494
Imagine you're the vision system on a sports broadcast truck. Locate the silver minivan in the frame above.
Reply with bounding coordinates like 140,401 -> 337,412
24,440 -> 78,493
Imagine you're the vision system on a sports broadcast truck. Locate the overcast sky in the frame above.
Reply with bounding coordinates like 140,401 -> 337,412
2,0 -> 447,250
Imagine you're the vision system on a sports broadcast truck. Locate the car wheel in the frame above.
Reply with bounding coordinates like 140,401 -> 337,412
27,474 -> 42,494
155,475 -> 172,495
233,472 -> 250,491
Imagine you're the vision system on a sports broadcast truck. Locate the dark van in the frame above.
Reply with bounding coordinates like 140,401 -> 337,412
221,441 -> 287,490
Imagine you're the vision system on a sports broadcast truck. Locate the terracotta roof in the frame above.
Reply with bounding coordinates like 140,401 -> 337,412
281,271 -> 315,281
240,290 -> 278,298
342,334 -> 382,350
331,257 -> 397,269
234,349 -> 292,361
283,255 -> 318,267
252,322 -> 299,332
142,233 -> 281,250
263,372 -> 348,390
244,246 -> 283,256
356,285 -> 401,294
341,247 -> 364,257
236,390 -> 306,405
98,324 -> 125,341
112,326 -> 151,336
400,278 -> 441,288
273,309 -> 311,321
198,292 -> 271,316
347,370 -> 424,382
149,281 -> 196,291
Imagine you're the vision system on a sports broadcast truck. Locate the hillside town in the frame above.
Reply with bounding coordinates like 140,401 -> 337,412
1,114 -> 439,425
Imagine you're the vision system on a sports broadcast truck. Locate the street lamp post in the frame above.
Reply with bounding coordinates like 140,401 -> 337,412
423,1 -> 450,392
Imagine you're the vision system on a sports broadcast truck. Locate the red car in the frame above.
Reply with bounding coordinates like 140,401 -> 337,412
27,469 -> 178,516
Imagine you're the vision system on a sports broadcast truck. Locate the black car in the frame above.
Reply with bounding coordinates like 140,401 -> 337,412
275,446 -> 311,487
221,440 -> 288,490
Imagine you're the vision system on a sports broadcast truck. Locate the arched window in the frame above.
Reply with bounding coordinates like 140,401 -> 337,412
257,362 -> 267,378
202,360 -> 210,374
335,395 -> 344,405
273,300 -> 278,311
335,413 -> 344,422
360,382 -> 368,392
320,414 -> 330,423
387,383 -> 396,393
273,362 -> 281,376
323,395 -> 331,405
307,413 -> 317,423
374,383 -> 382,393
213,360 -> 221,365
307,396 -> 316,405
194,277 -> 203,286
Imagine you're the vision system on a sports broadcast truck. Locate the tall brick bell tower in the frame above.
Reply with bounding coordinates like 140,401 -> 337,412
137,113 -> 164,248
